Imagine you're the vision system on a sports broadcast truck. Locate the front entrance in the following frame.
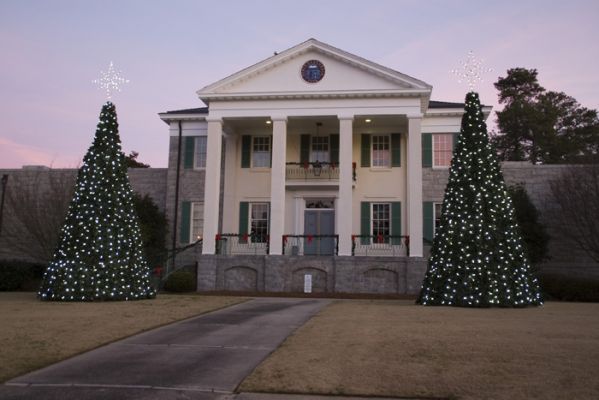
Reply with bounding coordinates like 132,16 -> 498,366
304,209 -> 335,255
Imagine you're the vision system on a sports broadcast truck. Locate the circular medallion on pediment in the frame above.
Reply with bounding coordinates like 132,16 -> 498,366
301,60 -> 325,83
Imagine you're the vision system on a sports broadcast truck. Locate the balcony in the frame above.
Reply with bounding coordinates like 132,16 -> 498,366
282,235 -> 339,256
215,233 -> 269,255
285,162 -> 357,183
352,235 -> 410,257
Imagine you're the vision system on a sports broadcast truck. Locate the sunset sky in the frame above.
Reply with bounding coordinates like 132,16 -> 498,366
1,0 -> 598,168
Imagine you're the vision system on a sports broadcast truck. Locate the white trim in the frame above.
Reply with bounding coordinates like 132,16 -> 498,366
197,38 -> 432,99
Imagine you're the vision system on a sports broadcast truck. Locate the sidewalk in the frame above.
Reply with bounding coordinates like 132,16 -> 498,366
1,298 -> 331,400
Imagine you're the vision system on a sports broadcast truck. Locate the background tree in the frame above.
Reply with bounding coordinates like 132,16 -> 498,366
507,184 -> 550,265
133,193 -> 168,268
125,151 -> 150,168
39,102 -> 154,301
418,92 -> 542,307
550,162 -> 599,263
493,68 -> 599,163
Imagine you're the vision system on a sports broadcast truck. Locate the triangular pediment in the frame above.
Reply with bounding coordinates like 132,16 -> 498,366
197,39 -> 431,101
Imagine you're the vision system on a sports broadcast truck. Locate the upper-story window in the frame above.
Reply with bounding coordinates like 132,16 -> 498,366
372,135 -> 390,167
195,136 -> 207,168
252,136 -> 271,168
310,136 -> 330,162
433,134 -> 454,167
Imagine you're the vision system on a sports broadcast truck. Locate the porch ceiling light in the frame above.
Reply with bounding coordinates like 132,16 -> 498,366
266,120 -> 272,125
365,118 -> 372,123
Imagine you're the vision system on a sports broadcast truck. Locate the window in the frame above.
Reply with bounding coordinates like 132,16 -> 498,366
252,136 -> 270,167
433,134 -> 453,167
250,203 -> 269,242
434,203 -> 443,235
191,202 -> 204,241
195,136 -> 207,168
310,136 -> 329,162
371,135 -> 390,167
372,203 -> 390,241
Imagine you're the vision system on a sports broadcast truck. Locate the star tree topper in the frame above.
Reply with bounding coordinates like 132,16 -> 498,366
92,61 -> 130,100
451,51 -> 492,91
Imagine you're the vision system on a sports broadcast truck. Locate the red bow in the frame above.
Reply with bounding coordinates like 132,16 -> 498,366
377,235 -> 383,243
215,234 -> 221,241
307,235 -> 314,243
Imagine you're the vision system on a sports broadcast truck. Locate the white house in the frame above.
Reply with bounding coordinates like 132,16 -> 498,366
158,38 -> 491,293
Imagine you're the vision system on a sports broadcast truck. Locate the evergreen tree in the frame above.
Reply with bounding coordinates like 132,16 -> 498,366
39,102 -> 155,301
493,68 -> 599,163
417,92 -> 542,307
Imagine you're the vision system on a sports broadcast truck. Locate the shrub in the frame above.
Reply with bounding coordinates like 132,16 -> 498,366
540,273 -> 599,302
0,261 -> 45,291
164,270 -> 195,292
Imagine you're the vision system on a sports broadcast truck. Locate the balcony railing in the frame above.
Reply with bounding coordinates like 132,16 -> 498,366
215,233 -> 269,255
282,234 -> 339,256
286,162 -> 339,180
351,235 -> 410,257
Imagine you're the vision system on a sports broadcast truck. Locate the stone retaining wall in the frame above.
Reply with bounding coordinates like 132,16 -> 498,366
197,255 -> 427,295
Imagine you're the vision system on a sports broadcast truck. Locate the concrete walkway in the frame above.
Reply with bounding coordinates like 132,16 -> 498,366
1,298 -> 332,400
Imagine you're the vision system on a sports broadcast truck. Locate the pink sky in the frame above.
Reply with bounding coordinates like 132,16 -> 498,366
1,0 -> 598,168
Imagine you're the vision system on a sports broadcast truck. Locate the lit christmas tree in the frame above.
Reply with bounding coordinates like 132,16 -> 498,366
39,64 -> 154,301
417,91 -> 542,307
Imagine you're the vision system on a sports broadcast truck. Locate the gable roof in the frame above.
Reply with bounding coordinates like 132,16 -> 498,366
197,38 -> 432,102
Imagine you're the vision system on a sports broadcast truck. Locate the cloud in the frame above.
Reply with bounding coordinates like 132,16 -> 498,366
0,137 -> 79,168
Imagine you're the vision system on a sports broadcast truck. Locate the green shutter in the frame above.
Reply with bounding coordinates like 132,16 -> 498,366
453,132 -> 459,151
360,202 -> 370,245
391,133 -> 401,167
180,201 -> 191,244
391,202 -> 402,245
361,134 -> 370,167
330,134 -> 339,164
183,137 -> 195,169
239,202 -> 249,243
423,201 -> 434,243
300,135 -> 310,163
241,135 -> 251,168
422,133 -> 432,167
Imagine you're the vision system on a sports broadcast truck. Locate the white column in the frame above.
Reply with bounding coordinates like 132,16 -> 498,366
337,115 -> 353,256
269,116 -> 287,255
221,133 -> 237,234
202,118 -> 223,255
407,114 -> 423,257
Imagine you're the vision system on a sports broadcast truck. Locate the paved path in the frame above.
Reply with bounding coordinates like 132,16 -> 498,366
1,298 -> 331,400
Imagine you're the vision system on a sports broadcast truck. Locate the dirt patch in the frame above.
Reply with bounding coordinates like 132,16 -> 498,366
240,300 -> 599,400
0,292 -> 246,382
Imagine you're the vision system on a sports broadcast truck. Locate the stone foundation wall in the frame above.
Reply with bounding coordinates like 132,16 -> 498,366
197,255 -> 428,295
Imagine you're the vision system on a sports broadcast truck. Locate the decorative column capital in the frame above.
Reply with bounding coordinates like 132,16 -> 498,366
270,115 -> 287,123
205,116 -> 223,123
338,114 -> 354,121
407,113 -> 423,120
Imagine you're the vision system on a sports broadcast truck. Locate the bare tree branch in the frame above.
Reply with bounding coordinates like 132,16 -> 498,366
550,163 -> 599,263
1,170 -> 75,262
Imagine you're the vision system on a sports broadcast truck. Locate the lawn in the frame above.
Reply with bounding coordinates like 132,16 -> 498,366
0,292 -> 246,383
241,300 -> 599,400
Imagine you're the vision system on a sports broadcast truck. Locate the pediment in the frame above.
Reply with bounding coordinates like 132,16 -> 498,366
197,39 -> 431,101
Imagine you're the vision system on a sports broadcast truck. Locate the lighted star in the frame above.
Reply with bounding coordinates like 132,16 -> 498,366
451,51 -> 493,91
92,61 -> 130,100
